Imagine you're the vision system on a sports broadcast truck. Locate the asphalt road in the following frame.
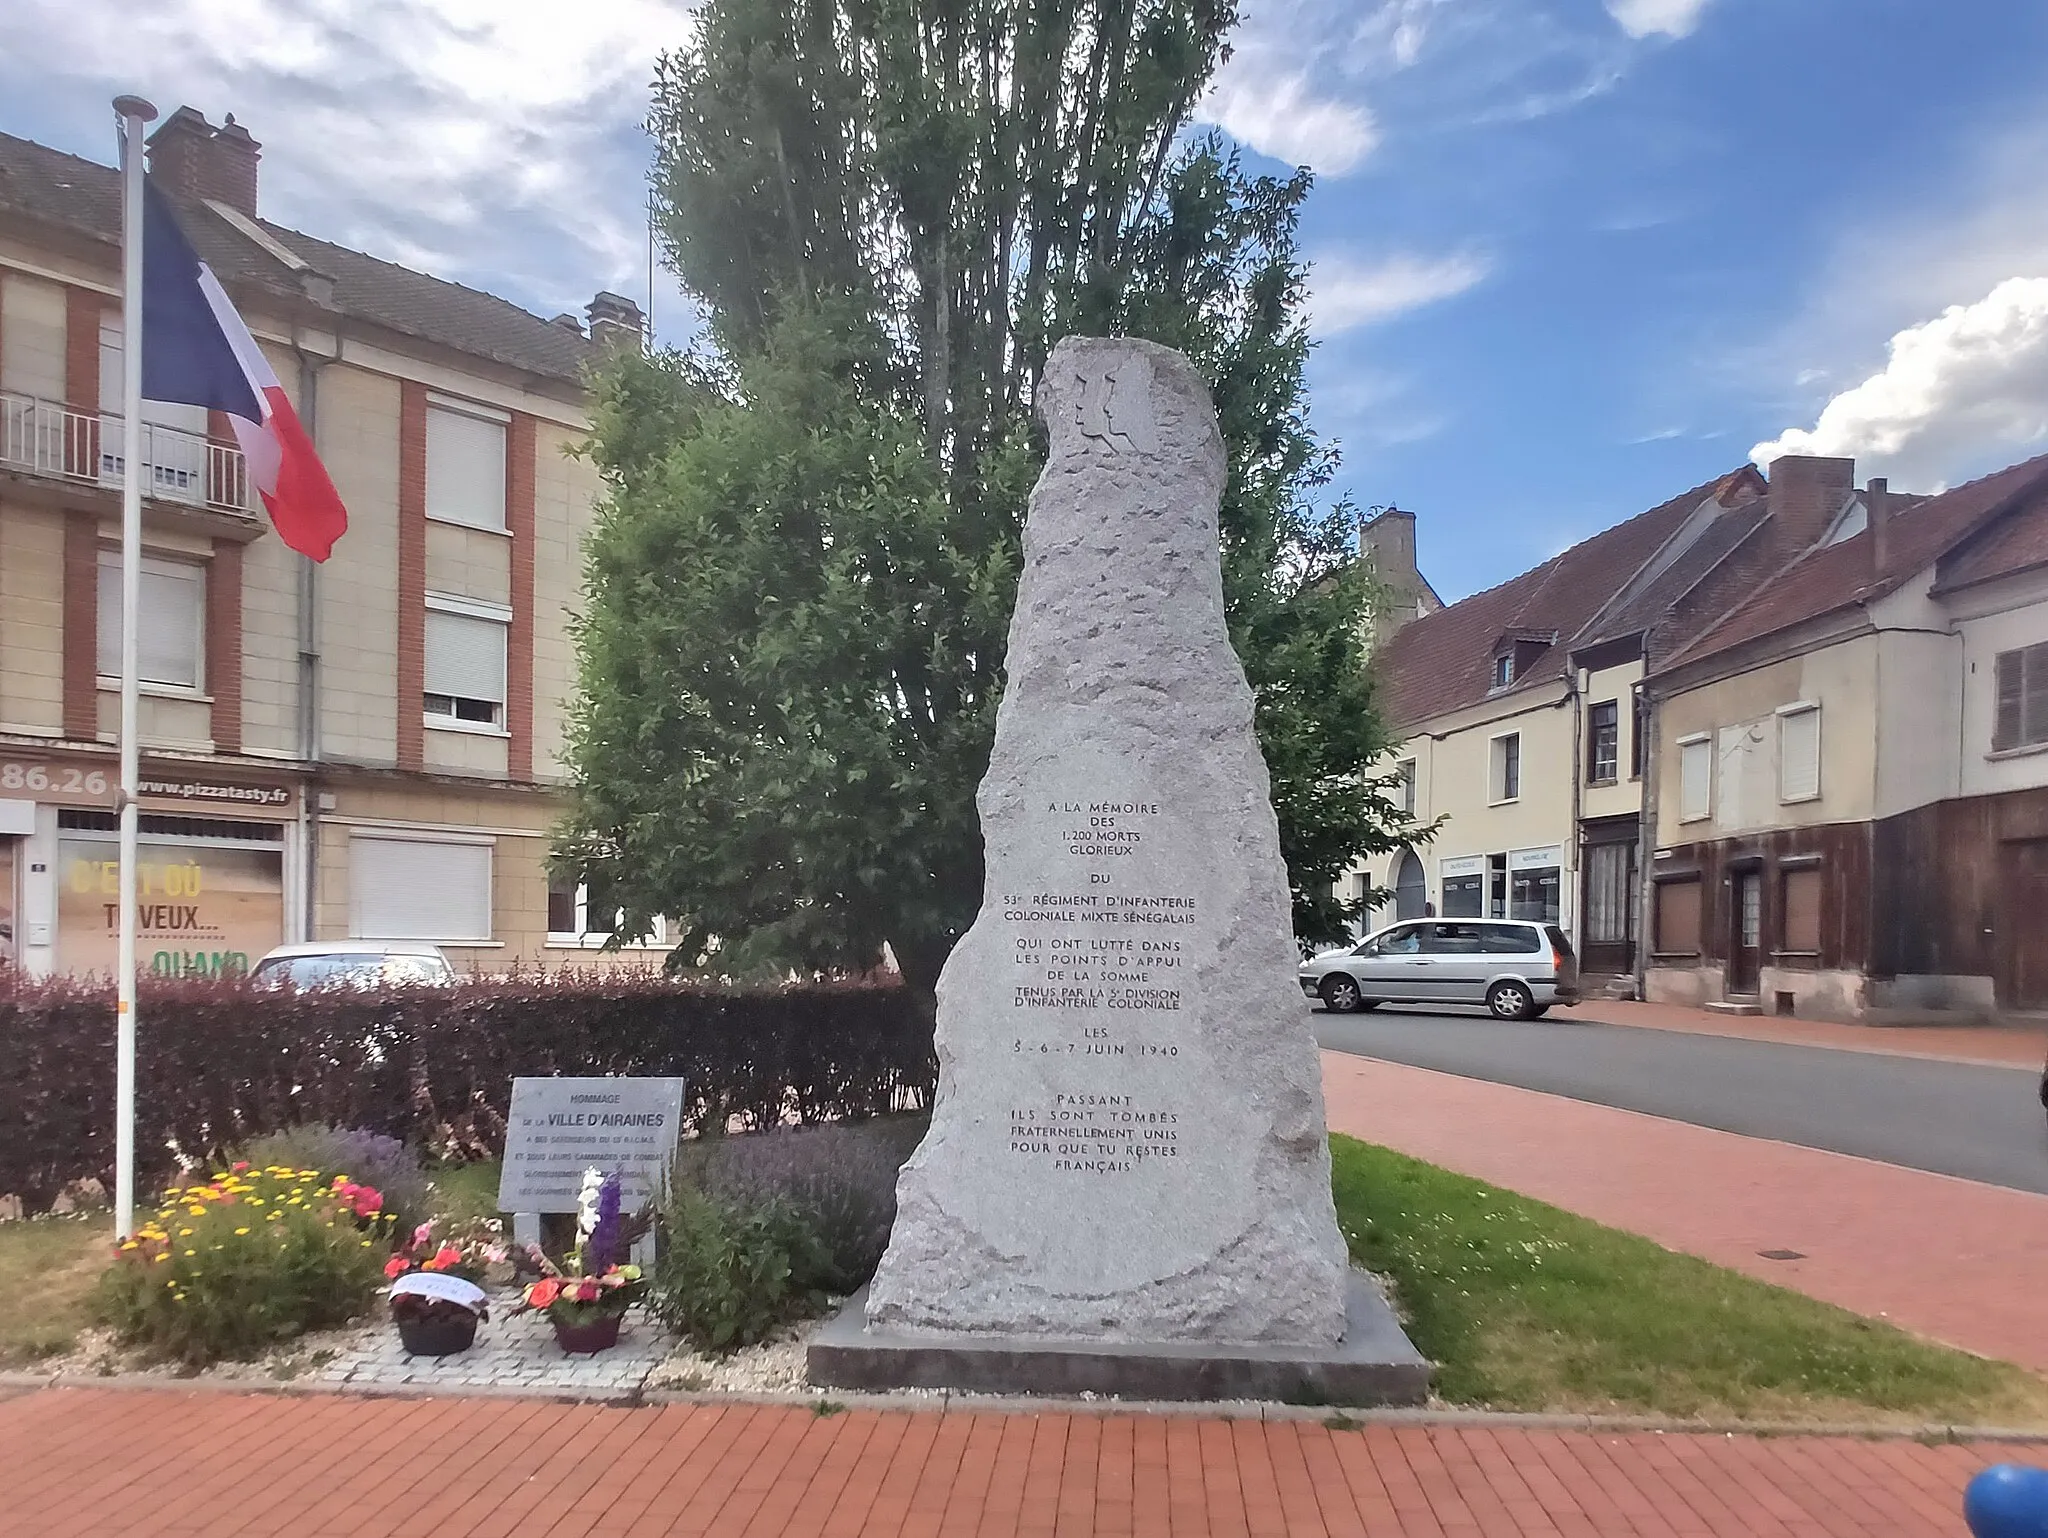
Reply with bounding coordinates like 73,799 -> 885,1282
1313,1005 -> 2048,1195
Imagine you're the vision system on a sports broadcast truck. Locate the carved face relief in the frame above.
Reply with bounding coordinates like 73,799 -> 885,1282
1072,353 -> 1157,455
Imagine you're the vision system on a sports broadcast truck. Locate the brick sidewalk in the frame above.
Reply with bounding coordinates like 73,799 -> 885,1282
1323,1053 -> 2048,1371
0,1385 -> 2033,1536
1574,998 -> 2048,1069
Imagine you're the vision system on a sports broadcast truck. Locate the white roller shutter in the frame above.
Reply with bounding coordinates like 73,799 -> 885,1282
98,553 -> 204,689
424,608 -> 507,706
350,836 -> 493,941
1779,706 -> 1821,802
425,404 -> 507,530
1678,737 -> 1712,822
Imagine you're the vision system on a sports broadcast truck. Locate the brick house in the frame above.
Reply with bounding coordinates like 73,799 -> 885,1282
0,107 -> 652,977
1643,451 -> 2048,1023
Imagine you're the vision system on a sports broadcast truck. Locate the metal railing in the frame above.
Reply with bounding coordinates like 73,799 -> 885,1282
0,389 -> 249,513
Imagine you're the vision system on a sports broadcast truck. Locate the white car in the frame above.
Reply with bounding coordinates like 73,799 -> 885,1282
248,940 -> 455,989
1299,918 -> 1580,1021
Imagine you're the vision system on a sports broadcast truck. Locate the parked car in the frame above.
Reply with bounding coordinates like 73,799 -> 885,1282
249,941 -> 456,990
1299,918 -> 1580,1021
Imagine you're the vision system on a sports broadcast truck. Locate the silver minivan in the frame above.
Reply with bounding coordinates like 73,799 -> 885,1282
1300,919 -> 1580,1020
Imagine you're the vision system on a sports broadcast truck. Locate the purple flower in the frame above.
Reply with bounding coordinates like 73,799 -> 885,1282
584,1170 -> 625,1272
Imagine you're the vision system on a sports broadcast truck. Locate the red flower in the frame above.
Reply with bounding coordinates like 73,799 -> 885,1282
353,1187 -> 383,1217
572,1279 -> 599,1304
431,1245 -> 462,1269
231,1161 -> 250,1173
526,1279 -> 562,1310
383,1256 -> 412,1279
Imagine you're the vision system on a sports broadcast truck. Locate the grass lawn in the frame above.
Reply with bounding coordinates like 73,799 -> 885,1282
0,1216 -> 110,1366
1331,1133 -> 2048,1426
425,1160 -> 506,1226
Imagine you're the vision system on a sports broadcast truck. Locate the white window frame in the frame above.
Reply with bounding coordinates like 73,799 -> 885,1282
1776,701 -> 1822,804
546,879 -> 669,950
348,830 -> 495,943
1395,758 -> 1416,817
1677,732 -> 1713,823
1489,731 -> 1521,805
423,592 -> 511,736
424,394 -> 511,534
96,550 -> 206,695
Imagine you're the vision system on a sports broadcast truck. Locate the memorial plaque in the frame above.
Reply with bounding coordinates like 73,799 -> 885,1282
496,1076 -> 686,1214
865,337 -> 1350,1347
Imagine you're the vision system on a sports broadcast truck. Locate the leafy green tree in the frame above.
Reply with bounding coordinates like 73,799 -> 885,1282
563,0 -> 1416,1000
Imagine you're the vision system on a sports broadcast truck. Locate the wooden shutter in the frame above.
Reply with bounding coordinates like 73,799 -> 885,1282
1781,866 -> 1822,954
1655,878 -> 1700,954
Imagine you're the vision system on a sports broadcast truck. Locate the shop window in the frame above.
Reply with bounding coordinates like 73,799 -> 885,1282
1778,703 -> 1821,802
55,813 -> 283,977
1993,641 -> 2048,752
1678,735 -> 1712,822
1509,862 -> 1561,924
1490,733 -> 1520,803
424,598 -> 508,730
1653,877 -> 1702,954
97,551 -> 204,690
350,835 -> 492,942
1587,700 -> 1619,785
425,398 -> 508,531
1441,869 -> 1483,917
1780,864 -> 1822,955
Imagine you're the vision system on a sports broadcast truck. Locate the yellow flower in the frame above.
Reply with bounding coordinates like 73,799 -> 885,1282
179,1228 -> 193,1237
187,1205 -> 206,1217
234,1227 -> 250,1236
183,1249 -> 196,1257
152,1253 -> 168,1264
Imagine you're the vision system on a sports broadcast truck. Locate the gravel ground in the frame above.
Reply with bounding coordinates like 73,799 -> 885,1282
648,1319 -> 820,1394
38,1321 -> 367,1383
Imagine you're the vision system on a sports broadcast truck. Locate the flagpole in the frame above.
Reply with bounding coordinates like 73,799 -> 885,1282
112,94 -> 156,1240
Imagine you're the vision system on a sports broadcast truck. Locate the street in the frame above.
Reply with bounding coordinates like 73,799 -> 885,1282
1314,1005 -> 2048,1195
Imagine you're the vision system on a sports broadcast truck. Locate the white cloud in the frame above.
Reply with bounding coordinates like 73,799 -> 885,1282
1308,251 -> 1492,334
1750,277 -> 2048,487
1199,67 -> 1380,175
1604,0 -> 1711,40
0,0 -> 697,335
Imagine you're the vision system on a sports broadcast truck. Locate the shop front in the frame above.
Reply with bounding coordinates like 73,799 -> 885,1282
0,747 -> 302,979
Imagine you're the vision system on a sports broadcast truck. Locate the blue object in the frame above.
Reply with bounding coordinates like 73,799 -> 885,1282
1964,1465 -> 2048,1538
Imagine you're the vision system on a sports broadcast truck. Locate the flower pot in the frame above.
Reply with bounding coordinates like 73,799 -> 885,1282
396,1309 -> 479,1357
551,1311 -> 625,1354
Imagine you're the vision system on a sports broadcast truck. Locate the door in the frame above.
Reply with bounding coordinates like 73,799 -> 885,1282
1728,868 -> 1762,996
1581,838 -> 1637,976
1997,840 -> 2048,1010
1352,921 -> 1428,1002
1392,848 -> 1427,921
1418,921 -> 1490,1002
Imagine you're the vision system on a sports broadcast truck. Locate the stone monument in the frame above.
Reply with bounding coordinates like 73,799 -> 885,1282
810,337 -> 1426,1402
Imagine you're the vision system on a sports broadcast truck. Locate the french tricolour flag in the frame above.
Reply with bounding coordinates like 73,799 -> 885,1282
141,180 -> 348,561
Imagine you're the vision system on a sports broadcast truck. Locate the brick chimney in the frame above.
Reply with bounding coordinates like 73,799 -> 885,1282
146,107 -> 261,217
1358,506 -> 1432,645
1866,476 -> 1891,573
1765,454 -> 1856,558
586,291 -> 645,354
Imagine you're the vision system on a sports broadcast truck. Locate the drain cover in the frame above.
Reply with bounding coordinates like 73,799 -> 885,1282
1757,1249 -> 1807,1261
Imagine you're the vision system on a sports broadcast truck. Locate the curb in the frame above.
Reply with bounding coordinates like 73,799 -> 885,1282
4,1369 -> 2046,1444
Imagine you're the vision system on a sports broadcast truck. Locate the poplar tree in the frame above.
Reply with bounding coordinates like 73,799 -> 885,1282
564,0 -> 1410,1000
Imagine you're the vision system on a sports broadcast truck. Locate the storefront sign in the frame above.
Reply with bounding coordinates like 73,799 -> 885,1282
0,757 -> 291,813
1510,846 -> 1563,870
497,1076 -> 687,1215
1439,854 -> 1486,877
57,835 -> 284,978
0,759 -> 112,803
138,775 -> 292,810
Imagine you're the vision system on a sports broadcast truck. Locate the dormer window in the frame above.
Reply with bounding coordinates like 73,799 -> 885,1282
1493,654 -> 1514,687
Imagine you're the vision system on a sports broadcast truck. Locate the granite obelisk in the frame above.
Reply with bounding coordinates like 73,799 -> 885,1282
864,336 -> 1350,1346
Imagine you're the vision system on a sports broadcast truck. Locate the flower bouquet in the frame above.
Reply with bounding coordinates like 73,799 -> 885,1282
516,1169 -> 650,1354
383,1219 -> 507,1355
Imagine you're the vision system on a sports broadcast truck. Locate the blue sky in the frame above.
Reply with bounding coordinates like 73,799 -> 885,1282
5,1 -> 2047,601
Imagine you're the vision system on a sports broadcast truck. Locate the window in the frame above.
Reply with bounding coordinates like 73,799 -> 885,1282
1490,733 -> 1521,803
1423,922 -> 1485,955
1441,870 -> 1483,917
97,551 -> 204,690
1994,642 -> 2048,752
1372,924 -> 1424,956
547,866 -> 666,946
1630,687 -> 1647,779
1478,922 -> 1542,954
1509,862 -> 1561,924
1587,700 -> 1619,785
349,835 -> 492,941
424,598 -> 508,729
1487,852 -> 1509,918
1678,735 -> 1712,822
425,399 -> 508,531
1778,704 -> 1821,802
1781,864 -> 1822,955
1653,877 -> 1701,954
1394,759 -> 1416,816
1492,653 -> 1514,688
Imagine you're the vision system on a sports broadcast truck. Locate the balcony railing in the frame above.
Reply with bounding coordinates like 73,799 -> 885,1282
0,389 -> 249,513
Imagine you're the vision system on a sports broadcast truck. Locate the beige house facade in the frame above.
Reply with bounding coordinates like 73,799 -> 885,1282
1644,452 -> 2048,1022
0,108 -> 652,978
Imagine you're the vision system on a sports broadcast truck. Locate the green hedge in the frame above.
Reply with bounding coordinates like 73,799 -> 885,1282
0,971 -> 934,1213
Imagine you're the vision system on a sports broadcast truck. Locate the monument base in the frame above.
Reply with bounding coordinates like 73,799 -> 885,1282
807,1273 -> 1430,1406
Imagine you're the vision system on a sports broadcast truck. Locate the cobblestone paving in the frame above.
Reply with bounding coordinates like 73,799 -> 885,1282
317,1294 -> 667,1394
